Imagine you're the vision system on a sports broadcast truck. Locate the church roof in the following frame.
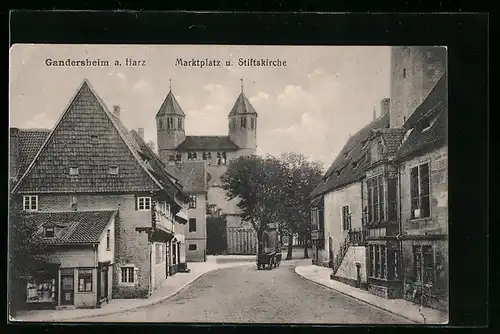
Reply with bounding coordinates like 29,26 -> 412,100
175,136 -> 240,151
156,91 -> 186,117
229,92 -> 258,116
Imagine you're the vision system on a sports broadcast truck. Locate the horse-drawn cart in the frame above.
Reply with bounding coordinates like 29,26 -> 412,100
257,252 -> 282,270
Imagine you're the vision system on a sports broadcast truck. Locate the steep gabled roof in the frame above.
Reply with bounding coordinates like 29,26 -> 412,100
396,72 -> 447,160
164,161 -> 208,194
12,79 -> 166,194
175,136 -> 240,151
10,128 -> 51,179
156,91 -> 186,117
310,112 -> 390,199
229,92 -> 258,116
25,210 -> 117,245
130,130 -> 189,203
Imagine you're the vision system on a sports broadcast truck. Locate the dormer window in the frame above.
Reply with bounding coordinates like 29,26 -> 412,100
343,149 -> 351,158
352,161 -> 358,169
401,128 -> 414,145
361,139 -> 369,149
44,226 -> 55,238
109,166 -> 119,175
421,116 -> 438,133
69,167 -> 79,176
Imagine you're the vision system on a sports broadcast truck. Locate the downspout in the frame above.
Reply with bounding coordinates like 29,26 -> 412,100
390,160 -> 404,285
93,244 -> 98,307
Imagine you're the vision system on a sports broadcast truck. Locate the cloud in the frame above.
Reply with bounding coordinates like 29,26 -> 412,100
116,72 -> 126,80
24,112 -> 55,129
131,79 -> 151,95
249,92 -> 269,104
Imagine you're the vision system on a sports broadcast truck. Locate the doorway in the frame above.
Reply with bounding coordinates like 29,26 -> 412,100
97,263 -> 109,303
60,273 -> 74,306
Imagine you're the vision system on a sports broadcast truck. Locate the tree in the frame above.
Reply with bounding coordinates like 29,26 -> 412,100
279,153 -> 324,260
221,155 -> 287,254
8,192 -> 49,314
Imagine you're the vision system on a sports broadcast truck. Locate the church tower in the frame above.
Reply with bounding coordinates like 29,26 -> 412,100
228,79 -> 258,156
156,80 -> 186,163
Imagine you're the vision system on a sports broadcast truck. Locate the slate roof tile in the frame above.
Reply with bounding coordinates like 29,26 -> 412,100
11,128 -> 50,178
396,72 -> 447,160
229,92 -> 258,116
164,161 -> 208,193
156,91 -> 186,117
13,80 -> 163,194
24,210 -> 117,245
310,112 -> 390,199
175,136 -> 240,151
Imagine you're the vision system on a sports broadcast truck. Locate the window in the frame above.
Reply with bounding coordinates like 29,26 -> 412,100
78,269 -> 93,292
108,166 -> 119,175
389,249 -> 400,279
367,175 -> 385,224
413,245 -> 435,284
188,152 -> 197,161
158,119 -> 163,130
250,118 -> 255,130
168,155 -> 176,161
167,117 -> 173,129
341,205 -> 351,230
26,278 -> 56,304
106,229 -> 111,250
44,226 -> 55,238
410,163 -> 430,219
369,245 -> 387,279
189,218 -> 196,232
175,154 -> 182,161
69,167 -> 79,176
240,117 -> 247,129
221,152 -> 227,165
189,194 -> 197,209
202,152 -> 212,161
137,197 -> 151,211
178,118 -> 183,130
121,266 -> 135,284
387,176 -> 398,221
217,152 -> 221,166
189,244 -> 197,251
403,68 -> 407,79
23,195 -> 38,211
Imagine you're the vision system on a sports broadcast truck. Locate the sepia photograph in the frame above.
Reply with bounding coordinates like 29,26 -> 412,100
8,44 -> 448,324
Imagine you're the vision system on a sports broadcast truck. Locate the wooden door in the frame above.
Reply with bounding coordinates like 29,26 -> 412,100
60,274 -> 74,305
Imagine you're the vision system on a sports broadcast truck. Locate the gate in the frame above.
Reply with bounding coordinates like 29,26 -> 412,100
206,217 -> 227,255
227,228 -> 257,255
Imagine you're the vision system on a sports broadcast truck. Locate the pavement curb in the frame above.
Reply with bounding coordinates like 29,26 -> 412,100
293,266 -> 422,324
16,262 -> 253,322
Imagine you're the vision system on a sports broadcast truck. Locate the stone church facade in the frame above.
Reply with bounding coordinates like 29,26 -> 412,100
155,82 -> 259,255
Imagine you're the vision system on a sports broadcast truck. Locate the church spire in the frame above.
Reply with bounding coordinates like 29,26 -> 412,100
373,106 -> 377,121
240,78 -> 244,93
169,78 -> 172,92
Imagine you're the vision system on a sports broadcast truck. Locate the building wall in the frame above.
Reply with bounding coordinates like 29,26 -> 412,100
399,146 -> 448,236
97,217 -> 115,264
47,247 -> 98,308
399,146 -> 448,310
207,186 -> 241,215
322,182 -> 363,266
335,246 -> 367,283
228,115 -> 257,151
185,192 -> 207,262
390,46 -> 447,128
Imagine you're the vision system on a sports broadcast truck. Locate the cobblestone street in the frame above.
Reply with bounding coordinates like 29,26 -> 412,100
84,259 -> 411,324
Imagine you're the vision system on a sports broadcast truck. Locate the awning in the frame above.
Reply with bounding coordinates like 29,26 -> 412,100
175,210 -> 188,223
173,233 -> 185,243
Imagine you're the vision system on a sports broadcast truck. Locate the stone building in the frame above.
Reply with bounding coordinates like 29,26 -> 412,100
164,161 -> 208,262
309,46 -> 447,311
155,81 -> 259,255
10,79 -> 190,309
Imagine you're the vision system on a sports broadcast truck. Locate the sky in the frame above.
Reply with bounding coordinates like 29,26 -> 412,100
9,44 -> 391,169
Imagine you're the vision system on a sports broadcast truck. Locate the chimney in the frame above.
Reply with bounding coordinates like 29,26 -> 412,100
113,105 -> 121,119
138,128 -> 145,140
380,98 -> 390,116
373,106 -> 377,121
